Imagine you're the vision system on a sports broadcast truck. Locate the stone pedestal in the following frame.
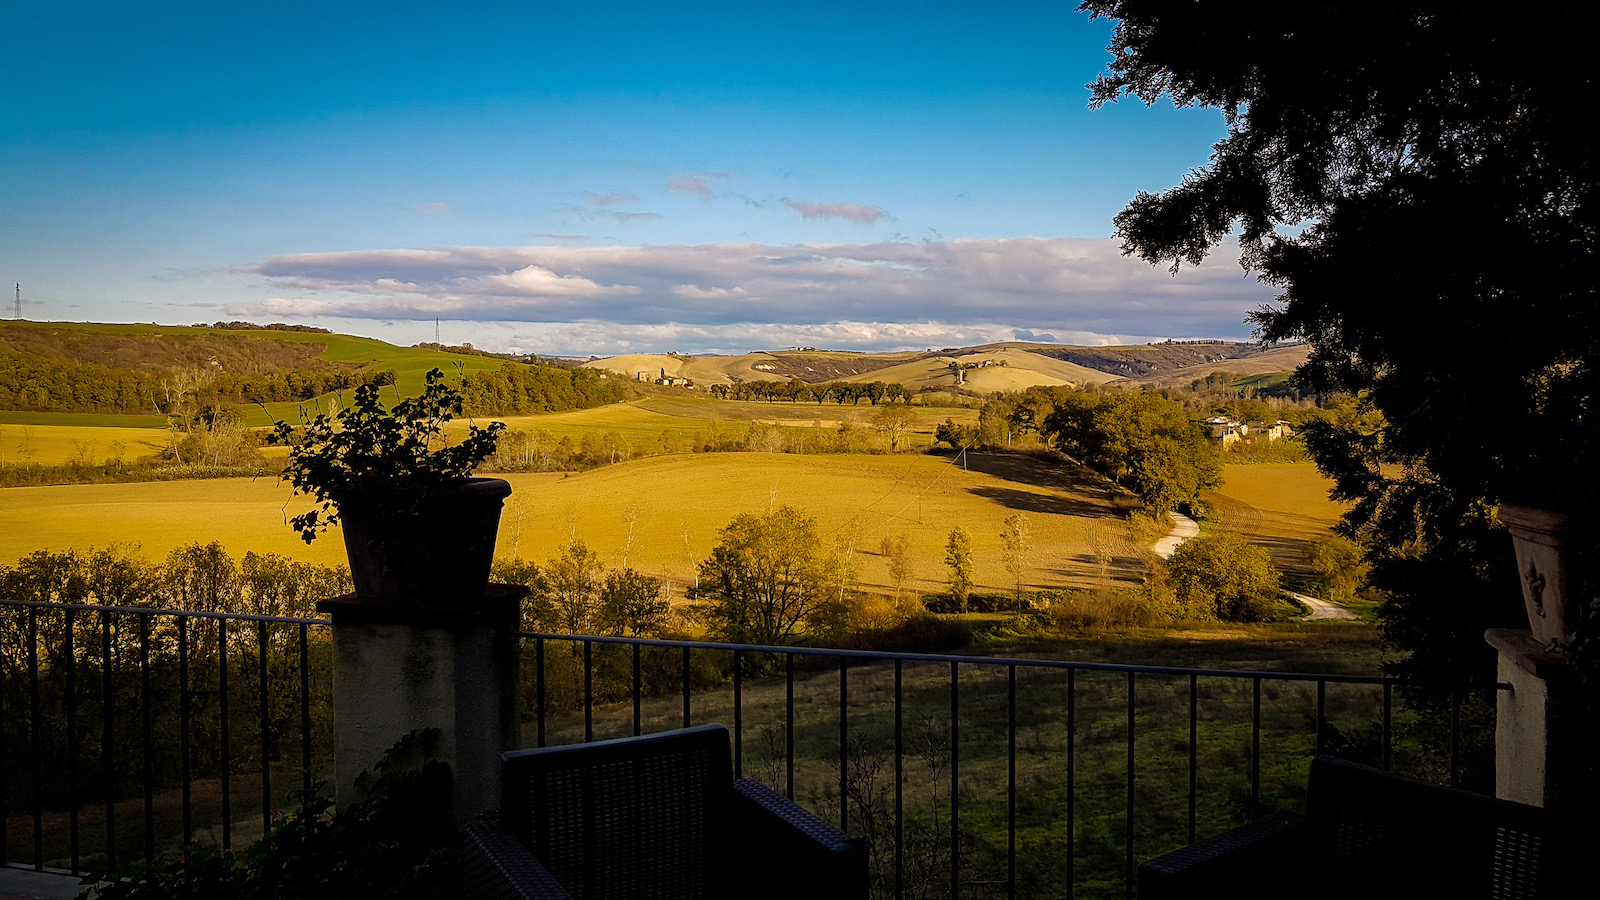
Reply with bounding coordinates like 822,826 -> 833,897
1485,628 -> 1578,810
319,584 -> 528,823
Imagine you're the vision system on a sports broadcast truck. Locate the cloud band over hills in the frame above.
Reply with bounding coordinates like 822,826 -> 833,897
237,237 -> 1275,354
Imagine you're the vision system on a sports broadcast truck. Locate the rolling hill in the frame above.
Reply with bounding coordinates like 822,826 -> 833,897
583,341 -> 1306,394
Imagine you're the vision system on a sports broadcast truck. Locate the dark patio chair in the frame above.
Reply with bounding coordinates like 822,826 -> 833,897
1138,756 -> 1564,900
462,724 -> 869,900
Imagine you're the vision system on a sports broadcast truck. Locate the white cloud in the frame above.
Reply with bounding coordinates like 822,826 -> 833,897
237,236 -> 1276,352
784,200 -> 889,224
486,264 -> 615,297
665,171 -> 735,199
666,175 -> 714,198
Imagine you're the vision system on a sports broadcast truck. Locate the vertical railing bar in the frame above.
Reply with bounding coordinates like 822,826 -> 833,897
1007,665 -> 1016,900
1,611 -> 9,869
733,650 -> 743,779
66,608 -> 80,872
785,654 -> 795,800
681,646 -> 692,729
258,620 -> 271,838
179,616 -> 191,846
1316,679 -> 1327,758
102,610 -> 115,869
1382,682 -> 1393,771
632,643 -> 642,737
1449,688 -> 1462,788
299,623 -> 311,797
28,605 -> 42,869
535,637 -> 546,748
1066,667 -> 1076,893
1124,670 -> 1135,900
141,614 -> 154,863
220,617 -> 231,850
583,640 -> 594,744
838,657 -> 849,833
1188,672 -> 1197,844
1250,677 -> 1261,821
950,660 -> 960,900
894,658 -> 904,900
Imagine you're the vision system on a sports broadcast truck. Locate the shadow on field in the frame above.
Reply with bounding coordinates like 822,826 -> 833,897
957,451 -> 1105,493
1041,552 -> 1146,585
967,485 -> 1103,518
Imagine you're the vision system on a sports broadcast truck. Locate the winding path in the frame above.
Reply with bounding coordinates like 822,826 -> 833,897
1284,589 -> 1360,621
1151,511 -> 1199,559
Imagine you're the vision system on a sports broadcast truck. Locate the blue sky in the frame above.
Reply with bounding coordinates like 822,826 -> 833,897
3,1 -> 1273,355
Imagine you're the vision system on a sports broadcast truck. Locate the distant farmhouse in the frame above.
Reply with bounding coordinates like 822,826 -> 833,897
639,368 -> 694,388
1206,416 -> 1292,449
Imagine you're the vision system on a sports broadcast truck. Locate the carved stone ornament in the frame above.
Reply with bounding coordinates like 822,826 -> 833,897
1498,504 -> 1575,643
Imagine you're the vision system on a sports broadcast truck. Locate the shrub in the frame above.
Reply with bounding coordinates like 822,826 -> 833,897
1165,531 -> 1281,621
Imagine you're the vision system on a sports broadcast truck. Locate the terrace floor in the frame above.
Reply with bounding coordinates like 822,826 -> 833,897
0,867 -> 81,900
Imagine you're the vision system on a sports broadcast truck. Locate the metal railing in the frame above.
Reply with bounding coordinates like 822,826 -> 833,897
516,632 -> 1499,900
2,600 -> 1499,899
0,600 -> 332,875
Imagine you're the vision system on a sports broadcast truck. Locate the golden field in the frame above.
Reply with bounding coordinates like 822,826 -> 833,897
1,451 -> 1146,598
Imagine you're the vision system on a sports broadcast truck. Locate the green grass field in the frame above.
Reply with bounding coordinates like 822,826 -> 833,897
3,319 -> 508,427
469,395 -> 978,452
2,452 -> 1140,598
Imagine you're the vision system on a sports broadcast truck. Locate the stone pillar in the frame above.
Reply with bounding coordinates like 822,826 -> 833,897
318,583 -> 528,823
1485,628 -> 1579,810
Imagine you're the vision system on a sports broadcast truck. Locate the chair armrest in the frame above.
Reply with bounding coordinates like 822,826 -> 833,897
730,778 -> 870,900
461,822 -> 575,900
1137,814 -> 1304,900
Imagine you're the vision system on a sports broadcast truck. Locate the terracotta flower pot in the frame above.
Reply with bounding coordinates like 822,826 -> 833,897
340,477 -> 513,602
1499,504 -> 1576,643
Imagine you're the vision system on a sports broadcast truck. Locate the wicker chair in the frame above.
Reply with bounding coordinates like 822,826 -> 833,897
1138,756 -> 1563,900
462,724 -> 869,900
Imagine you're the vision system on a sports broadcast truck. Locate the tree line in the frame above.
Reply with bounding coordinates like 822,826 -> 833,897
0,348 -> 396,415
708,379 -> 913,405
455,363 -> 624,415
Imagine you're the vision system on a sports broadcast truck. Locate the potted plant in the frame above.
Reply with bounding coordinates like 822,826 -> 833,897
273,368 -> 509,601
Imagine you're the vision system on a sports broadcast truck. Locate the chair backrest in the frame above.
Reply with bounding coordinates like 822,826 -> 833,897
500,725 -> 734,900
1306,757 -> 1552,898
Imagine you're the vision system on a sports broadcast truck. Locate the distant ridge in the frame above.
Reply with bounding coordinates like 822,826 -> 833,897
583,341 -> 1306,393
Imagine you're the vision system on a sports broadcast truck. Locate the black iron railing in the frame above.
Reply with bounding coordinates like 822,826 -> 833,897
0,600 -> 332,875
2,600 -> 1499,900
517,632 -> 1501,900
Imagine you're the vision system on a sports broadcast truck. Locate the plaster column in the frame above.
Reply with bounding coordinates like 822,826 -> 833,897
1485,628 -> 1579,810
319,583 -> 528,823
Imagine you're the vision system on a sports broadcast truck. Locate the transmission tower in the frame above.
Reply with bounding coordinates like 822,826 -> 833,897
13,284 -> 19,320
435,317 -> 441,344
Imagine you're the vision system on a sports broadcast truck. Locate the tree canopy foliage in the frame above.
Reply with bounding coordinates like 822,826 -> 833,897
456,363 -> 623,415
1083,1 -> 1596,679
689,505 -> 840,646
1166,531 -> 1280,622
1032,388 -> 1220,515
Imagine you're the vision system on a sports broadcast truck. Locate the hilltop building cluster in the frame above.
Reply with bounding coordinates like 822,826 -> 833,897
1206,416 -> 1292,449
638,368 -> 694,388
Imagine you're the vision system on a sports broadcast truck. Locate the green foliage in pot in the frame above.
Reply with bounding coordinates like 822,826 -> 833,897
272,368 -> 505,543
